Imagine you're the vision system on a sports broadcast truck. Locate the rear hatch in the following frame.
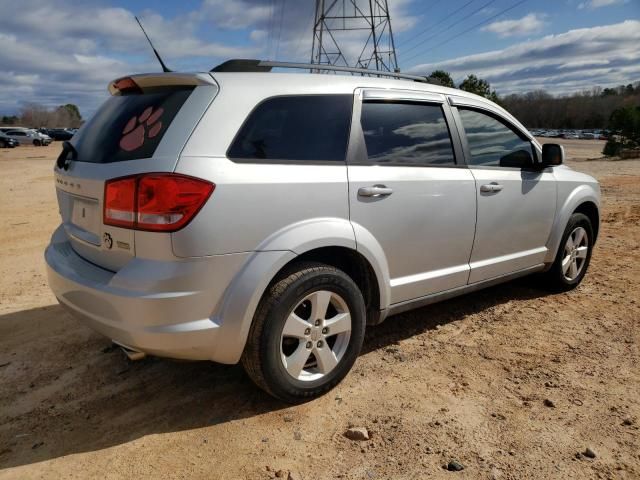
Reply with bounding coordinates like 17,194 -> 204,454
54,73 -> 218,271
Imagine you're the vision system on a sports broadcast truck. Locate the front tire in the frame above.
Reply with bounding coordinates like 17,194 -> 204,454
242,262 -> 366,403
33,139 -> 41,146
543,213 -> 593,291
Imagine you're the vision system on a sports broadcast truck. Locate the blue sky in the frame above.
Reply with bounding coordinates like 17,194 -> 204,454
0,0 -> 638,118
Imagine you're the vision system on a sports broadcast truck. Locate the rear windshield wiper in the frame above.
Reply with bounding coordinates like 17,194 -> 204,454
56,141 -> 77,170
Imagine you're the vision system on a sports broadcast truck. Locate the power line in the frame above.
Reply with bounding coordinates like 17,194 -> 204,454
294,3 -> 317,60
275,0 -> 287,60
397,0 -> 476,48
400,0 -> 498,58
403,0 -> 529,65
266,0 -> 277,59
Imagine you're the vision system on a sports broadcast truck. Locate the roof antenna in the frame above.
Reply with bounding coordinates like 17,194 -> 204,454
135,16 -> 172,73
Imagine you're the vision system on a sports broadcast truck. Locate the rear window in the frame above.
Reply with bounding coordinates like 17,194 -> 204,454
70,87 -> 193,164
360,101 -> 456,166
227,95 -> 353,162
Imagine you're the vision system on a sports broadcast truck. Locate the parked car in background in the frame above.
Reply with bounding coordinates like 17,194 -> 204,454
46,128 -> 75,141
34,129 -> 52,145
0,131 -> 19,148
3,128 -> 50,146
45,64 -> 601,402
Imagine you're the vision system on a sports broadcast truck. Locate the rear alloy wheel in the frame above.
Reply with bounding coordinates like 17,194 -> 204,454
242,262 -> 366,403
280,290 -> 352,382
543,213 -> 593,291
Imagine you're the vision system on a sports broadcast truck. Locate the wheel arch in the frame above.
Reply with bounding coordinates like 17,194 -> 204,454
574,201 -> 600,243
544,184 -> 600,265
210,218 -> 390,364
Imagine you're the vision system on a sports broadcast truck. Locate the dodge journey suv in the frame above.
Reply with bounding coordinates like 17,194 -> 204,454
46,60 -> 600,402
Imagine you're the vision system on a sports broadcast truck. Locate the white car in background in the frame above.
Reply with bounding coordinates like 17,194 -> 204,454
2,128 -> 51,146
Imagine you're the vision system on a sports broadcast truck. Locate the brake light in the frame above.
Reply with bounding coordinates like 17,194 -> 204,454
110,77 -> 142,95
104,174 -> 214,232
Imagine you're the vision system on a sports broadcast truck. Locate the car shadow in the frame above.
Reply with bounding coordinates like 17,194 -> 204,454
0,277 -> 552,469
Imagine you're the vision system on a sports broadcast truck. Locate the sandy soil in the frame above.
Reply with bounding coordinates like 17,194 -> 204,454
0,140 -> 638,479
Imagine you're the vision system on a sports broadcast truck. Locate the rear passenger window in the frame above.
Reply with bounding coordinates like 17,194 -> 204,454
227,95 -> 353,162
458,108 -> 534,168
359,102 -> 456,166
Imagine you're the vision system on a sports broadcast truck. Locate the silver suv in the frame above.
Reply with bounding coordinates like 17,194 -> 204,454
46,61 -> 600,402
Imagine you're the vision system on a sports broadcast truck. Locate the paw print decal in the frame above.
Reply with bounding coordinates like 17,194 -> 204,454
119,106 -> 164,152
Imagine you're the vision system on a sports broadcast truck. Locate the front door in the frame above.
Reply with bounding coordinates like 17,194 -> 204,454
348,89 -> 477,305
454,107 -> 557,283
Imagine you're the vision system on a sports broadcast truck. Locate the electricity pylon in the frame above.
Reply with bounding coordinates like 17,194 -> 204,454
311,0 -> 399,72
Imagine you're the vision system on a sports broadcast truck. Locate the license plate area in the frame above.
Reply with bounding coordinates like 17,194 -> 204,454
68,196 -> 101,245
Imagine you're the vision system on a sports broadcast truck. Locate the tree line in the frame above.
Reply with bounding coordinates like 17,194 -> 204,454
429,70 -> 640,132
1,103 -> 83,128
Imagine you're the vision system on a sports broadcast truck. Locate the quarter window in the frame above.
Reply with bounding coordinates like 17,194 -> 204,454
359,102 -> 456,166
458,108 -> 534,168
227,95 -> 353,162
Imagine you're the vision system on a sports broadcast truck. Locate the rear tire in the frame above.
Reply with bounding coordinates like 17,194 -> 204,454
242,262 -> 366,403
33,139 -> 41,146
542,213 -> 593,291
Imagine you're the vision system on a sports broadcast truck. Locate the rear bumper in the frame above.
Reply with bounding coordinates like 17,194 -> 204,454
45,226 -> 250,362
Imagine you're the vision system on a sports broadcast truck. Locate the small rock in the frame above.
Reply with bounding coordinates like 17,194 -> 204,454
262,437 -> 269,443
344,427 -> 369,441
275,470 -> 287,478
293,431 -> 302,441
622,417 -> 634,426
446,460 -> 464,472
287,472 -> 301,480
543,398 -> 556,408
283,415 -> 293,423
583,447 -> 597,459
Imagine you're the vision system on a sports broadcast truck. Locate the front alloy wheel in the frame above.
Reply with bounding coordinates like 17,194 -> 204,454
561,226 -> 589,281
543,212 -> 594,291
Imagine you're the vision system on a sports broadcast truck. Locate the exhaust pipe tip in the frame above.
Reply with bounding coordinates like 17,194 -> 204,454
113,341 -> 146,361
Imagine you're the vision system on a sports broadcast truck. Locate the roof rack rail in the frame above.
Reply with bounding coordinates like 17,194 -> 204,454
259,61 -> 431,84
210,59 -> 433,84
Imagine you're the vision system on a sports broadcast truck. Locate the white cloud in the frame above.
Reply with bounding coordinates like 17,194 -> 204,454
482,13 -> 545,38
578,0 -> 625,9
0,0 -> 267,116
408,20 -> 640,95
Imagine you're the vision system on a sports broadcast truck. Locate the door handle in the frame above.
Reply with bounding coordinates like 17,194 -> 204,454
358,185 -> 394,197
480,183 -> 503,193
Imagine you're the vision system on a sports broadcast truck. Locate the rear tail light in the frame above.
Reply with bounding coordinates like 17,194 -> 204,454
104,174 -> 214,232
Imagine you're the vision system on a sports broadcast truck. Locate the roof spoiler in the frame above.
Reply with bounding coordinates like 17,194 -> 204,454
108,73 -> 217,95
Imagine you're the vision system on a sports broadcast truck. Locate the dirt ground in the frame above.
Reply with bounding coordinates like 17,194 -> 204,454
0,139 -> 638,479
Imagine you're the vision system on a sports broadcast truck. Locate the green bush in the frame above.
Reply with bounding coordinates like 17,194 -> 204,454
603,139 -> 622,157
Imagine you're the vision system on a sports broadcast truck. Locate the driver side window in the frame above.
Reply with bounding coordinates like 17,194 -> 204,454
458,108 -> 534,168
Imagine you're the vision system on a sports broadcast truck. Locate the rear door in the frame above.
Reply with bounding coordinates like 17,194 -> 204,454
347,89 -> 477,305
451,101 -> 556,283
54,74 -> 218,271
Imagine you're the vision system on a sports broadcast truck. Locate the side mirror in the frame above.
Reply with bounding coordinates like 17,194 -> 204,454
542,143 -> 564,167
499,149 -> 534,168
